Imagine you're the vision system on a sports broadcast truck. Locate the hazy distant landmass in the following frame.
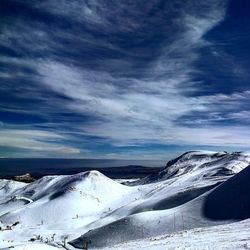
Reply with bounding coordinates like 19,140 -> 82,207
0,158 -> 165,179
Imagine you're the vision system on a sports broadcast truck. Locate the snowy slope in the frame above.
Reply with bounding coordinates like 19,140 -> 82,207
0,179 -> 27,199
129,151 -> 250,185
70,155 -> 250,248
1,243 -> 60,250
0,171 -> 140,229
1,151 -> 250,249
104,219 -> 250,250
4,220 -> 250,250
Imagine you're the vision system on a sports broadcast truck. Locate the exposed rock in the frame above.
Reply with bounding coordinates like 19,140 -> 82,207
13,173 -> 36,183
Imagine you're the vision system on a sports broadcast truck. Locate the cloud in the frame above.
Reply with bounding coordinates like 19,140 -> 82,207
0,129 -> 80,155
31,0 -> 229,148
5,0 -> 250,158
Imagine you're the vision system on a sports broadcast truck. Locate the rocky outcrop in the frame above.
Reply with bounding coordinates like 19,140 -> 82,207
13,173 -> 36,183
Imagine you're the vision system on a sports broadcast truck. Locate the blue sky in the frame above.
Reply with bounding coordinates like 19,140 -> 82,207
1,0 -> 250,159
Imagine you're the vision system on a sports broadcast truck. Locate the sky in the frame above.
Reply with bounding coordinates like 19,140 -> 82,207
1,0 -> 250,159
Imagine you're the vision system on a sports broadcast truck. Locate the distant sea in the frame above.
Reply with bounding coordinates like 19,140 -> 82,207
0,158 -> 166,179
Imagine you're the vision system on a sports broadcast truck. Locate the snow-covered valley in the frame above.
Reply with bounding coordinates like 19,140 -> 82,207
1,151 -> 250,249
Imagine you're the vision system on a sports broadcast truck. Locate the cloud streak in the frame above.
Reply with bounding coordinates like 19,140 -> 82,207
2,0 -> 250,158
0,128 -> 80,156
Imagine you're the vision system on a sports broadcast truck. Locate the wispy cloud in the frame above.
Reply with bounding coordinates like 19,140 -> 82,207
2,0 -> 250,158
32,1 -> 230,147
0,128 -> 80,156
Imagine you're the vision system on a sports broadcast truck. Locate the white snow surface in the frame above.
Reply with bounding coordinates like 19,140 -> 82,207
0,151 -> 250,249
1,243 -> 60,250
104,219 -> 250,250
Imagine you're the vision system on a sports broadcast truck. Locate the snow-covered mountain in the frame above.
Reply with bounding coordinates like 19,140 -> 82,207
128,151 -> 250,185
1,151 -> 250,249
